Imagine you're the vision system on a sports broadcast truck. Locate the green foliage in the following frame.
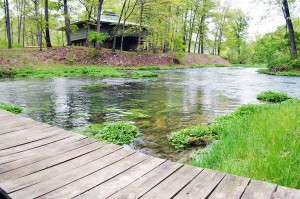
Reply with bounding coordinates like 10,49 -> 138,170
0,102 -> 23,114
81,122 -> 140,145
131,71 -> 159,79
88,31 -> 109,44
173,35 -> 186,63
88,49 -> 100,58
169,125 -> 214,149
66,52 -> 77,65
192,100 -> 300,189
257,68 -> 300,76
257,91 -> 293,103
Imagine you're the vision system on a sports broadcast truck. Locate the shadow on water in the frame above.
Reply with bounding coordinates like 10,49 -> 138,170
1,67 -> 300,162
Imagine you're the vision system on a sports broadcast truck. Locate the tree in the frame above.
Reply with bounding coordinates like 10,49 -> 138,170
63,0 -> 71,46
95,0 -> 104,49
45,0 -> 52,47
4,0 -> 12,48
281,0 -> 297,57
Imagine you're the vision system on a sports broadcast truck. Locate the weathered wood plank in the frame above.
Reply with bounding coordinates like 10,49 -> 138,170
174,169 -> 226,199
141,165 -> 202,199
0,118 -> 38,131
0,139 -> 101,181
9,150 -> 138,199
241,180 -> 276,199
75,157 -> 166,199
0,135 -> 91,174
208,174 -> 250,199
36,153 -> 149,199
1,144 -> 120,193
0,130 -> 73,157
108,161 -> 182,199
0,122 -> 50,135
0,129 -> 62,150
273,186 -> 300,199
0,132 -> 81,165
0,125 -> 54,142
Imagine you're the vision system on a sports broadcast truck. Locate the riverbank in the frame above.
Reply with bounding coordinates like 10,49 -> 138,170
192,99 -> 300,189
257,68 -> 300,77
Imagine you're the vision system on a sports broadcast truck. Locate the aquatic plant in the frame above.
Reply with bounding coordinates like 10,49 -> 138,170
80,122 -> 140,145
169,125 -> 214,149
257,90 -> 293,103
0,102 -> 22,114
131,71 -> 159,79
192,99 -> 300,189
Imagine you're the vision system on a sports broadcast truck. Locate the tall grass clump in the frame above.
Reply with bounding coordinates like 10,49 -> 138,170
257,91 -> 293,103
0,102 -> 23,114
192,100 -> 300,189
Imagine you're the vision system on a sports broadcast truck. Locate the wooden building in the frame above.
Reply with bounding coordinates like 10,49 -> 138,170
70,12 -> 146,51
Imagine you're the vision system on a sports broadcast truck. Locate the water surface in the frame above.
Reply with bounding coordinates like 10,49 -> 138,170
1,68 -> 299,162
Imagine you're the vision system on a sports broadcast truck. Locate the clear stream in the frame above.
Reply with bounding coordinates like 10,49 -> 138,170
1,68 -> 299,162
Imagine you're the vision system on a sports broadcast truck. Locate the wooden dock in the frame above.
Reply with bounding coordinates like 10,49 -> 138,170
0,110 -> 299,199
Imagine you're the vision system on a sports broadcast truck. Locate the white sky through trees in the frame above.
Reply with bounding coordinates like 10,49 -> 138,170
223,0 -> 299,39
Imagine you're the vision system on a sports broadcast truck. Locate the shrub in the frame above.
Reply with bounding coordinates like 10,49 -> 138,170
81,122 -> 140,145
257,91 -> 292,103
88,31 -> 109,44
66,52 -> 77,65
0,102 -> 23,114
88,48 -> 100,58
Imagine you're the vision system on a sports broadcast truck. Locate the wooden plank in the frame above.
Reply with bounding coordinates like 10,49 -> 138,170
0,130 -> 73,157
0,122 -> 50,135
241,180 -> 276,199
0,118 -> 37,131
0,132 -> 80,165
75,157 -> 166,199
208,174 -> 250,199
36,153 -> 149,199
0,135 -> 90,173
0,125 -> 54,142
273,186 -> 300,199
0,139 -> 101,181
108,161 -> 182,199
174,169 -> 226,199
9,150 -> 138,199
1,144 -> 120,193
0,129 -> 63,150
141,165 -> 202,199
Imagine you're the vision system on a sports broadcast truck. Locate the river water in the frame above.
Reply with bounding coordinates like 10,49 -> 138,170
0,67 -> 299,162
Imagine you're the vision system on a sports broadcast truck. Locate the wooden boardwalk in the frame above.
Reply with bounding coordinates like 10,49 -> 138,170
0,110 -> 299,199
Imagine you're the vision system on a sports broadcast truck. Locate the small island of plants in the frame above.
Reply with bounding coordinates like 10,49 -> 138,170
0,102 -> 23,114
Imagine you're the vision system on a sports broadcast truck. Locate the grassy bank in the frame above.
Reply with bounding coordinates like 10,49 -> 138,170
191,100 -> 300,189
0,102 -> 23,114
257,68 -> 300,76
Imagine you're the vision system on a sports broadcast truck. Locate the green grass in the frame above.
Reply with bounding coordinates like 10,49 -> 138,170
257,68 -> 300,76
169,125 -> 215,149
192,100 -> 300,189
257,91 -> 293,103
231,64 -> 267,68
78,122 -> 140,145
0,102 -> 23,114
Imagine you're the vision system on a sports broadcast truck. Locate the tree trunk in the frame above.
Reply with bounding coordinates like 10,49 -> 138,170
112,0 -> 127,52
22,0 -> 25,47
45,0 -> 52,47
4,0 -> 12,49
95,0 -> 104,49
282,0 -> 297,57
63,0 -> 72,46
137,0 -> 144,52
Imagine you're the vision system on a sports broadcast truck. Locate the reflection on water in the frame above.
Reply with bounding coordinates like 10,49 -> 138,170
0,68 -> 299,162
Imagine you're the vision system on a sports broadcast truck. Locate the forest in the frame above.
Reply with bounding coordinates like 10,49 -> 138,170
0,0 -> 299,71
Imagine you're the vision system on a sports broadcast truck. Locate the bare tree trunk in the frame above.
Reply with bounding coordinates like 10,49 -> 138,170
63,0 -> 72,46
137,0 -> 144,52
95,0 -> 104,49
4,0 -> 12,49
45,0 -> 52,47
112,0 -> 127,52
282,0 -> 297,57
22,0 -> 26,47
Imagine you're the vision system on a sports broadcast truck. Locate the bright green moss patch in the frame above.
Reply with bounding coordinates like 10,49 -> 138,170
192,99 -> 300,189
257,91 -> 293,103
0,102 -> 23,114
79,122 -> 140,145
